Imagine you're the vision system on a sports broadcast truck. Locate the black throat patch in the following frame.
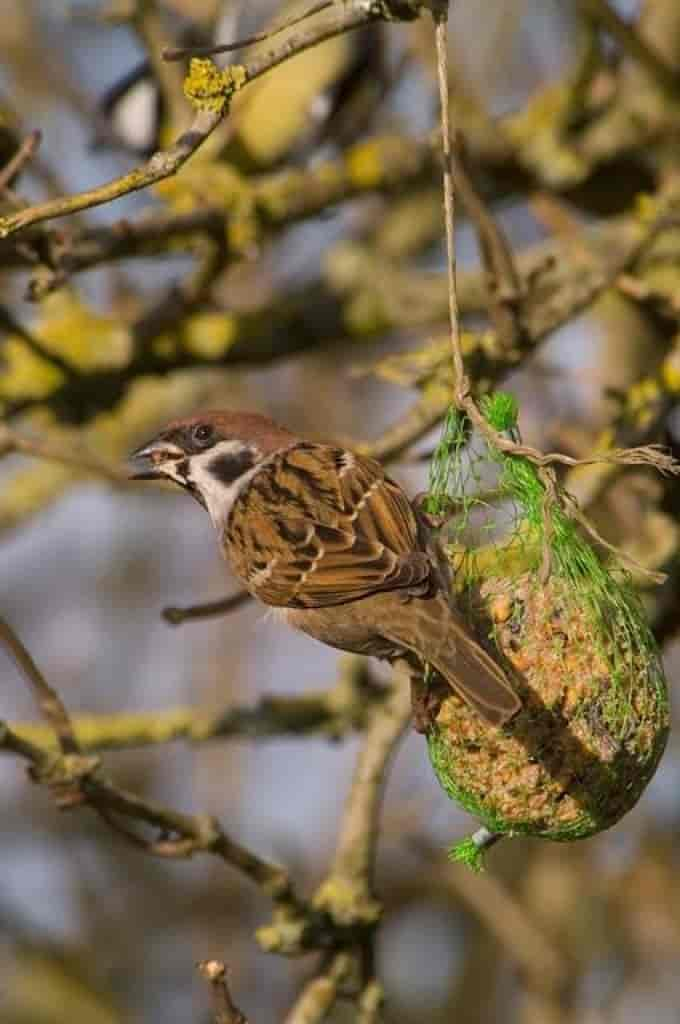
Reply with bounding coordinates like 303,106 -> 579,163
209,447 -> 257,486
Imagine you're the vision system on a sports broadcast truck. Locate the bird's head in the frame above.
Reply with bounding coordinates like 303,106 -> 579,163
128,410 -> 297,525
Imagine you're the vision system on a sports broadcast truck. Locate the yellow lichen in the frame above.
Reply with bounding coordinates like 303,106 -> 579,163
346,142 -> 385,189
37,293 -> 130,371
0,338 -> 64,400
635,192 -> 660,224
155,162 -> 243,212
661,340 -> 680,393
506,84 -> 589,188
183,59 -> 247,115
257,171 -> 307,220
625,375 -> 660,428
182,313 -> 237,359
226,206 -> 258,254
0,292 -> 131,402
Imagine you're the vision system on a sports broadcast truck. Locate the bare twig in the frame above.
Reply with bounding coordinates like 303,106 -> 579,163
0,130 -> 42,192
0,618 -> 409,975
0,718 -> 51,765
0,423 -> 127,483
8,657 -> 387,752
451,142 -> 524,349
361,381 -> 452,462
578,0 -> 680,97
0,103 -> 226,239
17,134 -> 435,299
357,979 -> 385,1023
314,664 -> 412,926
258,665 -> 411,958
0,0 -> 419,239
0,617 -> 292,896
163,0 -> 335,61
162,590 -> 252,625
133,0 -> 187,132
197,960 -> 249,1024
0,720 -> 294,891
284,954 -> 352,1024
0,616 -> 79,756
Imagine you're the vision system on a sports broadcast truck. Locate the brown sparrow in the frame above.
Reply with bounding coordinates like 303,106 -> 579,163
128,411 -> 520,727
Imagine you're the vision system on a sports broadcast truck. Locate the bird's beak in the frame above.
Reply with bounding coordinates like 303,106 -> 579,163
127,441 -> 168,480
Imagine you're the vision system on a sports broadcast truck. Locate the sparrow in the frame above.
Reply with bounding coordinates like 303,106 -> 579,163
128,411 -> 520,727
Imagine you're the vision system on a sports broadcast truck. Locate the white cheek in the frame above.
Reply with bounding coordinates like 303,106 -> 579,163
187,445 -> 258,528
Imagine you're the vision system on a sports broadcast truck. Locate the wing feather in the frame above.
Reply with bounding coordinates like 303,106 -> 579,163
227,443 -> 432,607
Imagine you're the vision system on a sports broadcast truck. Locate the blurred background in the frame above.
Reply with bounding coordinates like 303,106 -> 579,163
2,0 -> 680,1020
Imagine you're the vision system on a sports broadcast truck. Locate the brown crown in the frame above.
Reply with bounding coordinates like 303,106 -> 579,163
160,410 -> 299,455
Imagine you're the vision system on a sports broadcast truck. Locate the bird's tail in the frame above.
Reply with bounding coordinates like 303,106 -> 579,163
383,590 -> 520,726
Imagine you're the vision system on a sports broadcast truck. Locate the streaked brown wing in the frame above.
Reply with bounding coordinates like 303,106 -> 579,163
227,442 -> 433,608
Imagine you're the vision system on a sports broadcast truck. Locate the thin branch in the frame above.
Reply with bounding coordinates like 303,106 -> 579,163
0,130 -> 42,192
0,616 -> 79,755
198,961 -> 249,1024
316,663 -> 412,922
360,383 -> 452,462
0,104 -> 226,239
1,634 -> 405,974
451,141 -> 524,349
133,0 -> 187,131
0,617 -> 293,898
0,423 -> 127,484
258,665 -> 411,957
163,0 -> 335,61
578,0 -> 680,97
284,954 -> 352,1024
91,777 -> 293,893
0,0 -> 406,239
9,657 -> 387,752
0,718 -> 51,765
16,134 -> 436,298
162,591 -> 252,625
1,714 -> 294,896
357,979 -> 385,1023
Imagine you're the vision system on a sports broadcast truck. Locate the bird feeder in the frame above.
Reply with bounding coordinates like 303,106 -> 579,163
423,394 -> 669,868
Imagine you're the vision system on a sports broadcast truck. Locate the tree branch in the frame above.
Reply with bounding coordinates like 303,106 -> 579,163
162,591 -> 252,625
0,423 -> 127,483
0,1 -> 427,239
0,616 -> 79,756
578,0 -> 680,96
259,665 -> 411,956
197,960 -> 249,1024
0,129 -> 42,192
8,657 -> 388,752
284,953 -> 352,1024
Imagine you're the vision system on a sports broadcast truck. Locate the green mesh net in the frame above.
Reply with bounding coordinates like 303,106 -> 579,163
424,393 -> 669,862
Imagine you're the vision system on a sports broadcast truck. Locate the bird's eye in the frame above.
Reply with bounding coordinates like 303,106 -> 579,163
192,423 -> 214,448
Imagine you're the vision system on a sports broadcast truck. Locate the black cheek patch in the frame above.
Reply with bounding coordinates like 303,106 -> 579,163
209,448 -> 256,485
